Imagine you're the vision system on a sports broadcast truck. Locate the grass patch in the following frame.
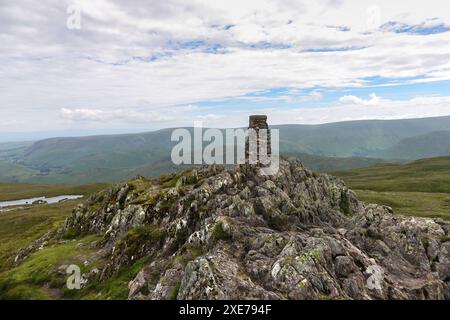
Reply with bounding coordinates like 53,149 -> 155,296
211,222 -> 231,242
123,225 -> 166,242
0,182 -> 107,201
70,256 -> 149,300
0,199 -> 87,271
0,235 -> 101,300
0,182 -> 107,298
62,227 -> 81,240
335,157 -> 450,220
352,190 -> 450,220
334,157 -> 450,194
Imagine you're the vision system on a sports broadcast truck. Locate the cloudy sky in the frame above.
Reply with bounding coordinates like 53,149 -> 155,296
1,0 -> 450,136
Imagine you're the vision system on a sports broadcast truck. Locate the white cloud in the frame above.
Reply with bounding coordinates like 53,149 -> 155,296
0,119 -> 25,129
292,95 -> 450,124
61,108 -> 107,121
60,108 -> 172,123
190,95 -> 450,127
196,114 -> 223,121
300,91 -> 323,102
1,0 -> 450,132
339,93 -> 381,105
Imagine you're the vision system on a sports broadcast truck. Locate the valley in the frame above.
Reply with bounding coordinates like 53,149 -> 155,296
2,115 -> 450,184
1,116 -> 450,299
0,156 -> 449,299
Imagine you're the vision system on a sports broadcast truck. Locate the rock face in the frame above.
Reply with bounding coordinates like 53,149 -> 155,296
35,158 -> 450,299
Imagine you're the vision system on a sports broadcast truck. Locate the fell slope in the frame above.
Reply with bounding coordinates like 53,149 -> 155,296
376,131 -> 450,160
9,158 -> 450,300
4,115 -> 450,184
335,157 -> 450,193
334,157 -> 450,220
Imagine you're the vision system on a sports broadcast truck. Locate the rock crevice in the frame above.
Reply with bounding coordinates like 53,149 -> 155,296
20,157 -> 450,300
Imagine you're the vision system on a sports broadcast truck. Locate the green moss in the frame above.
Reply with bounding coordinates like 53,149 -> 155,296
131,193 -> 160,207
124,225 -> 166,242
139,284 -> 150,296
160,170 -> 193,189
267,215 -> 288,231
298,248 -> 322,264
129,181 -> 159,205
169,281 -> 181,300
319,293 -> 331,300
194,180 -> 205,188
169,227 -> 189,253
283,256 -> 294,264
176,246 -> 204,266
103,226 -> 166,281
159,200 -> 173,214
128,177 -> 151,192
62,227 -> 81,240
339,191 -> 352,216
161,178 -> 178,189
421,237 -> 430,248
211,222 -> 231,242
185,175 -> 199,186
114,225 -> 166,261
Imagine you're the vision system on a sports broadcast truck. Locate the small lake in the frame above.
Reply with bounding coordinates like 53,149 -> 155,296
0,195 -> 83,208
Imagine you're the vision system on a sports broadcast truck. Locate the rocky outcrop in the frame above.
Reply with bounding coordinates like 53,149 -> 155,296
27,158 -> 450,299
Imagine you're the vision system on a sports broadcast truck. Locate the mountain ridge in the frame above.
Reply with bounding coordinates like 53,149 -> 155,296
2,115 -> 450,183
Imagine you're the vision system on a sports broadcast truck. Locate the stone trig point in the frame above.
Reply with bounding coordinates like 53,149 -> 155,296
245,115 -> 272,165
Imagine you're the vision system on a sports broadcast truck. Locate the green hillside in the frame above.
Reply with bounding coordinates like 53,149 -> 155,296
335,157 -> 450,193
335,157 -> 450,219
276,115 -> 450,157
0,183 -> 106,274
0,160 -> 38,183
0,182 -> 107,202
376,130 -> 450,160
285,153 -> 390,172
2,116 -> 450,184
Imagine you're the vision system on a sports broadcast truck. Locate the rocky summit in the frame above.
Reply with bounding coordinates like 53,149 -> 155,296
16,158 -> 450,299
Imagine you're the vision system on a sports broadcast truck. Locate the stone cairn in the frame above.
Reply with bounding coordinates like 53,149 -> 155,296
245,115 -> 271,166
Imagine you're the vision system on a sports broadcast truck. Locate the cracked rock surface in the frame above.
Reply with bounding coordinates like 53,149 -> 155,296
20,158 -> 450,299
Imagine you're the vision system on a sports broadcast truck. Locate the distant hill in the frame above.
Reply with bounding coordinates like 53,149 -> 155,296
375,130 -> 450,160
283,152 -> 389,173
2,115 -> 450,183
275,115 -> 450,157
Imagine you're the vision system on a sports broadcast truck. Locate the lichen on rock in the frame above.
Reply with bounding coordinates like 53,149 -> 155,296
16,158 -> 450,300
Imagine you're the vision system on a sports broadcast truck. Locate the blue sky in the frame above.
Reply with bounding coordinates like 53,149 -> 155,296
193,79 -> 450,110
1,0 -> 450,137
